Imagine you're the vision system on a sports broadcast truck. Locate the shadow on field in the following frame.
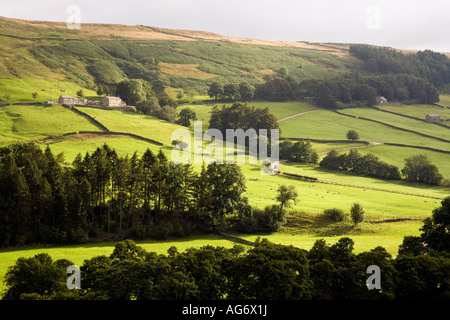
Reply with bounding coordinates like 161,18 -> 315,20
316,223 -> 355,237
285,211 -> 355,237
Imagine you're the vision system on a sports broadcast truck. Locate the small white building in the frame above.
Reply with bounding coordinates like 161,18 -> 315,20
271,161 -> 280,173
377,96 -> 387,104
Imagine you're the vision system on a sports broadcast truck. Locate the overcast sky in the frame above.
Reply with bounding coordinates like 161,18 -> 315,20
1,0 -> 450,52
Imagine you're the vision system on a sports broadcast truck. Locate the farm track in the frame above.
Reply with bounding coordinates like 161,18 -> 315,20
277,109 -> 320,122
317,141 -> 381,155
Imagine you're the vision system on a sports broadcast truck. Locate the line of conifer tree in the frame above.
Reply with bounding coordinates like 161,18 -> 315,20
0,143 -> 252,247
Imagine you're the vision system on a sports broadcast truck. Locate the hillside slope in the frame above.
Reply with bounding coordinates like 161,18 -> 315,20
0,16 -> 363,102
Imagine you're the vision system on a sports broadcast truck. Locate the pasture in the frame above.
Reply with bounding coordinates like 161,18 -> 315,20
380,103 -> 450,122
0,77 -> 96,103
0,105 -> 100,144
279,109 -> 450,151
0,101 -> 449,295
339,107 -> 450,141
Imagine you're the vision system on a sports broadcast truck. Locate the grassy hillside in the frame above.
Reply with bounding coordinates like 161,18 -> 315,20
0,105 -> 101,143
0,17 -> 364,103
0,102 -> 449,292
279,109 -> 450,151
339,107 -> 450,141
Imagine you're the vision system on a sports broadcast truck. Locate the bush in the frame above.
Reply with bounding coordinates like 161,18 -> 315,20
237,205 -> 286,233
346,129 -> 360,141
441,178 -> 450,188
350,203 -> 365,226
157,105 -> 177,123
237,215 -> 258,233
148,222 -> 174,240
324,208 -> 346,222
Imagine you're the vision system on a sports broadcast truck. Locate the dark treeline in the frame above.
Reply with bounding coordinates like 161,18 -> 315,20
279,139 -> 319,164
300,73 -> 439,108
350,44 -> 450,88
208,47 -> 450,106
0,143 -> 258,247
209,72 -> 439,108
319,149 -> 444,185
209,102 -> 280,134
320,149 -> 401,180
3,196 -> 450,300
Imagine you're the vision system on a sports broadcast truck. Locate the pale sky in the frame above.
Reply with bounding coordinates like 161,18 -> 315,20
1,0 -> 450,52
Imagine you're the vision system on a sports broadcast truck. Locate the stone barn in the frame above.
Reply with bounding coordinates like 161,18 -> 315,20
58,95 -> 79,105
101,96 -> 126,108
426,114 -> 441,123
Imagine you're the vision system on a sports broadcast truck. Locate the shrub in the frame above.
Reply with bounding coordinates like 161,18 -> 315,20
237,215 -> 258,233
346,129 -> 360,141
237,205 -> 286,233
350,203 -> 365,226
441,178 -> 450,188
324,208 -> 346,222
149,222 -> 174,240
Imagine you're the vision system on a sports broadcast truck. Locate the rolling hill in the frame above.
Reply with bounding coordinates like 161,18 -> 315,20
0,17 -> 449,283
0,16 -> 365,103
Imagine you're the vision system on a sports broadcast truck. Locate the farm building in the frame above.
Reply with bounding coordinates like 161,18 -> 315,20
271,161 -> 280,173
377,96 -> 387,104
426,114 -> 441,123
58,95 -> 79,105
101,96 -> 126,107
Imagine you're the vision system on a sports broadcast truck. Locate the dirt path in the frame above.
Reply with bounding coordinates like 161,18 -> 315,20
318,141 -> 383,155
277,109 -> 319,122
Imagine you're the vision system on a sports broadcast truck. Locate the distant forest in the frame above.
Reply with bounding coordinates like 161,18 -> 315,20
234,45 -> 450,107
349,45 -> 450,88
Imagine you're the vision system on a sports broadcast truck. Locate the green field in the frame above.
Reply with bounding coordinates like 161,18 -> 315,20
0,105 -> 101,144
0,77 -> 97,104
0,234 -> 244,294
0,102 -> 449,295
42,134 -> 164,162
77,107 -> 187,146
184,101 -> 319,133
355,144 -> 450,179
438,94 -> 450,108
339,107 -> 450,141
279,109 -> 450,151
380,103 -> 450,122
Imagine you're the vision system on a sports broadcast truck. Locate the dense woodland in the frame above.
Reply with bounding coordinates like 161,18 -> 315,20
207,71 -> 440,108
349,45 -> 450,88
3,195 -> 450,300
205,45 -> 450,107
209,102 -> 280,141
0,143 -> 295,247
319,149 -> 444,184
